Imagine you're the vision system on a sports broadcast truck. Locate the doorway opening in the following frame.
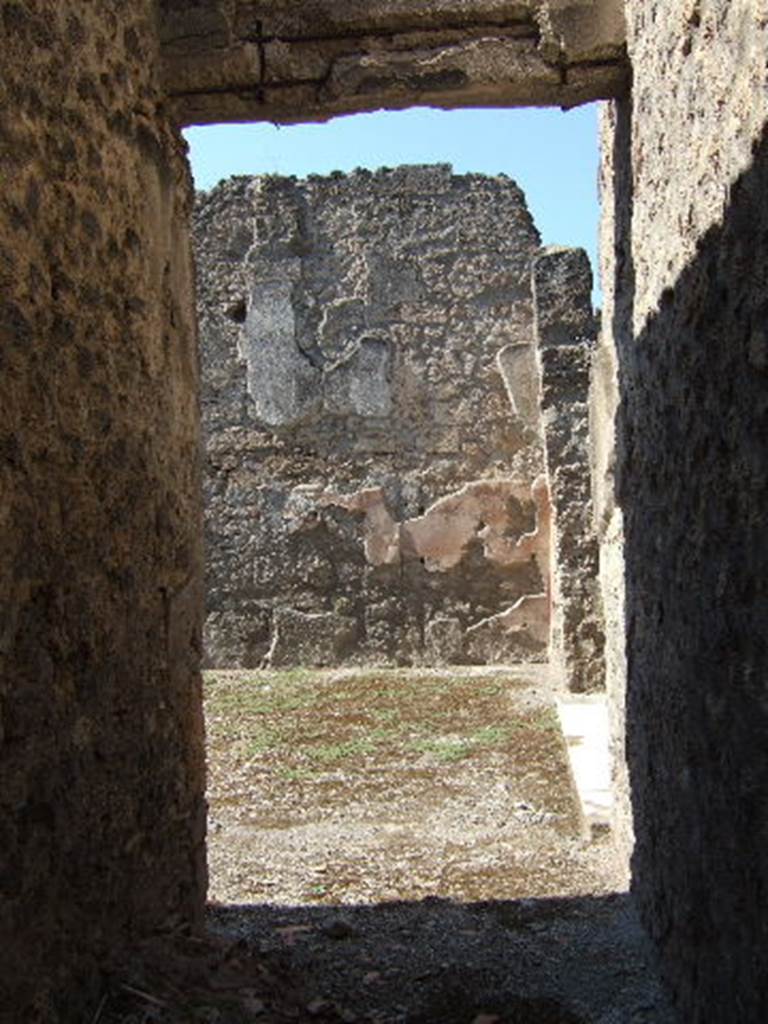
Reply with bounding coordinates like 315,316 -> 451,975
171,106 -> 669,1024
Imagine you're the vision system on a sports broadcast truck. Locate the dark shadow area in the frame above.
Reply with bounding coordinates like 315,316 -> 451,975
615,111 -> 768,1020
204,893 -> 675,1023
96,893 -> 677,1022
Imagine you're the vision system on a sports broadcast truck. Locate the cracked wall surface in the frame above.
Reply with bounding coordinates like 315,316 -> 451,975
159,0 -> 628,125
195,166 -> 555,668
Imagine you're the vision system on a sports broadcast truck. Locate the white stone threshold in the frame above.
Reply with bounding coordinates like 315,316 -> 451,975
556,695 -> 613,840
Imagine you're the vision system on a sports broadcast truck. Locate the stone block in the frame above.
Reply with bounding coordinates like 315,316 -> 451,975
268,608 -> 357,667
425,616 -> 465,664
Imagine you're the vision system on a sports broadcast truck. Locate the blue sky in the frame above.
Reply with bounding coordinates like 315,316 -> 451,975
184,104 -> 601,303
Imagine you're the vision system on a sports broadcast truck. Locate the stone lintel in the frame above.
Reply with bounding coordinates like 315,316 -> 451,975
159,0 -> 628,126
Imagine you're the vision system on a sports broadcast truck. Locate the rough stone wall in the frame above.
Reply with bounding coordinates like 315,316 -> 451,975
598,1 -> 768,1019
0,4 -> 206,1019
195,166 -> 557,669
17,0 -> 768,1017
533,248 -> 604,693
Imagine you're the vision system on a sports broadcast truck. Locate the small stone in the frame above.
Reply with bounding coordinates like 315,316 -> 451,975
307,998 -> 331,1016
241,991 -> 265,1016
322,919 -> 359,940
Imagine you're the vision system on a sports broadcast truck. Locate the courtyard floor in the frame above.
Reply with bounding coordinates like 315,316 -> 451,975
102,666 -> 678,1023
196,666 -> 677,1024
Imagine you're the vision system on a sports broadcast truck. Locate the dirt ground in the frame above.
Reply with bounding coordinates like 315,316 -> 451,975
199,667 -> 678,1024
103,666 -> 678,1023
204,666 -> 619,906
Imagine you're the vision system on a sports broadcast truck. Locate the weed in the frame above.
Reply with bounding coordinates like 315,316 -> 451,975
406,723 -> 511,762
437,744 -> 472,763
238,726 -> 283,757
532,708 -> 560,732
408,736 -> 471,762
270,668 -> 315,686
471,725 -> 510,746
308,738 -> 378,764
368,725 -> 395,742
481,683 -> 507,697
371,707 -> 400,724
277,765 -> 316,781
204,669 -> 319,718
204,669 -> 561,783
426,678 -> 462,695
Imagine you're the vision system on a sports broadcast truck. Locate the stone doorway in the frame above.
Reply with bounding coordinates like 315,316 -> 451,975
184,111 -> 643,1023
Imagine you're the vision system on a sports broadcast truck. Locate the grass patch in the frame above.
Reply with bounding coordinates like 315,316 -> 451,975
307,738 -> 378,764
480,682 -> 508,697
212,688 -> 314,716
204,668 -> 577,860
204,669 -> 323,724
368,725 -> 396,742
531,708 -> 560,732
205,668 -> 561,778
371,707 -> 400,724
470,724 -> 511,746
276,765 -> 317,781
237,725 -> 284,757
408,723 -> 514,762
408,736 -> 472,762
424,674 -> 478,695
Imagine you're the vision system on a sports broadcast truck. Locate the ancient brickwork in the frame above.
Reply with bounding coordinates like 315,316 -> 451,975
0,4 -> 206,1019
597,2 -> 768,1020
195,166 -> 555,669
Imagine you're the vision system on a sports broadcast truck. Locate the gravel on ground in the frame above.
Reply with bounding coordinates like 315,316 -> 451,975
104,666 -> 678,1024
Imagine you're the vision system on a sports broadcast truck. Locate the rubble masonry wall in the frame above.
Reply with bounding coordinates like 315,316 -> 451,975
195,166 -> 553,670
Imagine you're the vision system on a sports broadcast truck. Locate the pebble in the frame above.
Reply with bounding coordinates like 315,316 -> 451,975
323,920 -> 359,940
